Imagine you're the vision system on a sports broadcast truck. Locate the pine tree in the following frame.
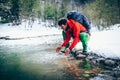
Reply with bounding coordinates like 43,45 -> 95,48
0,0 -> 11,23
10,0 -> 20,24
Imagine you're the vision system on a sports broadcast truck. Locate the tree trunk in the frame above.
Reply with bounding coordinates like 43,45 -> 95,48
118,0 -> 120,22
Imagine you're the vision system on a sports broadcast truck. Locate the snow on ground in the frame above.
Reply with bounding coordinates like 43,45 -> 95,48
0,22 -> 120,58
0,21 -> 61,38
89,24 -> 120,58
0,21 -> 62,45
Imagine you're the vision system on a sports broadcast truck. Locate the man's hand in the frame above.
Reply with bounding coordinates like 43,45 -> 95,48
56,46 -> 62,53
65,48 -> 70,56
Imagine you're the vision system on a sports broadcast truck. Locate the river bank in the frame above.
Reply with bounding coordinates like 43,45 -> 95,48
62,51 -> 120,80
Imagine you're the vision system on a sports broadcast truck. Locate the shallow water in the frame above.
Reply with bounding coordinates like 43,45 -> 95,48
0,44 -> 76,80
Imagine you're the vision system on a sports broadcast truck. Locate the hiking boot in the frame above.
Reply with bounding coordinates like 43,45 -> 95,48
81,51 -> 89,56
70,51 -> 78,58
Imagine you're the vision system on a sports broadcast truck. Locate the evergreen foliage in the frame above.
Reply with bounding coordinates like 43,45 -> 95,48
0,0 -> 120,29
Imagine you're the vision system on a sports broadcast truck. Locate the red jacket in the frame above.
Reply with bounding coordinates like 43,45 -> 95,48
61,19 -> 87,50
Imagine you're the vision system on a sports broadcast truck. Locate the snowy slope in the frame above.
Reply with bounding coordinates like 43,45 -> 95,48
0,21 -> 62,45
89,24 -> 120,58
0,21 -> 61,38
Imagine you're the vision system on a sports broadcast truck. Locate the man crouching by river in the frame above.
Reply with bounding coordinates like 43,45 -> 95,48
56,18 -> 90,56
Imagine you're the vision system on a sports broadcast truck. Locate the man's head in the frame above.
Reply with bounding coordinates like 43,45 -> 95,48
58,18 -> 67,31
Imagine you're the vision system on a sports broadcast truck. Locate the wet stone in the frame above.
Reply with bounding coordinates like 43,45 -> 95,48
104,59 -> 116,66
88,53 -> 120,79
73,51 -> 120,79
93,74 -> 116,80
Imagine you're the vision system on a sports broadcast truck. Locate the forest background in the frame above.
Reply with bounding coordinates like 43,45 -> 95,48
0,0 -> 120,30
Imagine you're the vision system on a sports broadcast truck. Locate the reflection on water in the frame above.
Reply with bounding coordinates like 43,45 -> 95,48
0,44 -> 75,80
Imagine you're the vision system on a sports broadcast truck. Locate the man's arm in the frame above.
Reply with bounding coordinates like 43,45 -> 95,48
61,32 -> 71,47
69,21 -> 81,50
56,32 -> 71,53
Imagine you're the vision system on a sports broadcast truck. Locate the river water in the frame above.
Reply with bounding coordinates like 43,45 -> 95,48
0,33 -> 80,80
0,42 -> 74,80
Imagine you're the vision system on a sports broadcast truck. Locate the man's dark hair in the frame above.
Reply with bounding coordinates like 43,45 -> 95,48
58,18 -> 67,26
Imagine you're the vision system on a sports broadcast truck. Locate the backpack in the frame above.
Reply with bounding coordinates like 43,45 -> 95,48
67,11 -> 91,34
